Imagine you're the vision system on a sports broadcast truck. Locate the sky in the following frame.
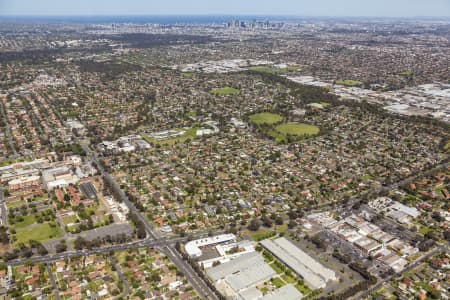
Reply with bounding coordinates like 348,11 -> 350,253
0,0 -> 449,17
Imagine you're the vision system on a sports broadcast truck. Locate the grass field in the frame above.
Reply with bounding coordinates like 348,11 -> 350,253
270,123 -> 320,143
143,128 -> 199,145
271,277 -> 285,289
249,112 -> 284,125
281,274 -> 297,284
13,215 -> 36,229
61,215 -> 78,226
14,223 -> 62,245
270,261 -> 285,275
249,113 -> 319,144
249,230 -> 276,242
275,123 -> 320,136
30,195 -> 48,202
295,282 -> 312,294
244,223 -> 288,241
85,205 -> 100,216
335,79 -> 363,87
6,200 -> 27,209
210,87 -> 241,96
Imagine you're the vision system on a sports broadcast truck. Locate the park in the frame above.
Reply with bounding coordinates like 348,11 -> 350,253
249,112 -> 284,125
249,113 -> 319,143
270,123 -> 320,143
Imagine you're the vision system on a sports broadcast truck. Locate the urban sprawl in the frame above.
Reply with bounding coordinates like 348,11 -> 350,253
0,17 -> 449,300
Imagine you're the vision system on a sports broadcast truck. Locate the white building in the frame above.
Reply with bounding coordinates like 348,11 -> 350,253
261,237 -> 336,290
207,251 -> 303,300
42,166 -> 79,190
185,234 -> 236,258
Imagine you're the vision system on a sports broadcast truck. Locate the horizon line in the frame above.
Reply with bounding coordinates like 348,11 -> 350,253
0,14 -> 450,18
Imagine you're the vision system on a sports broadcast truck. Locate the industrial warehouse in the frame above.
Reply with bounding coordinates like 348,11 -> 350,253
261,237 -> 337,289
206,251 -> 303,300
184,232 -> 344,299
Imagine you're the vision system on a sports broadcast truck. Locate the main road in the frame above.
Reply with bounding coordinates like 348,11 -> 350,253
7,238 -> 168,266
109,254 -> 130,300
79,140 -> 219,300
7,229 -> 219,300
0,188 -> 7,226
9,132 -> 446,299
46,264 -> 60,300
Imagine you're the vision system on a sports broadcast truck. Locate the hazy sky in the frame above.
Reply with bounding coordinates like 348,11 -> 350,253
0,0 -> 449,17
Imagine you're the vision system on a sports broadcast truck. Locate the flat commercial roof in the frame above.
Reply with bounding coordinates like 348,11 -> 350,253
263,284 -> 303,300
185,233 -> 236,258
227,262 -> 275,291
207,251 -> 276,293
390,202 -> 421,218
238,287 -> 262,300
261,237 -> 336,290
206,251 -> 263,282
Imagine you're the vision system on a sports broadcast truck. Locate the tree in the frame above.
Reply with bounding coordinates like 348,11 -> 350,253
275,216 -> 284,225
248,219 -> 261,231
37,244 -> 48,256
288,220 -> 296,229
136,225 -> 146,239
0,227 -> 9,245
74,237 -> 87,250
3,251 -> 19,261
261,216 -> 273,228
151,273 -> 161,282
21,247 -> 33,258
25,260 -> 34,267
431,211 -> 443,222
64,194 -> 70,202
55,240 -> 67,253
425,231 -> 439,241
287,210 -> 297,220
311,234 -> 327,250
443,230 -> 450,242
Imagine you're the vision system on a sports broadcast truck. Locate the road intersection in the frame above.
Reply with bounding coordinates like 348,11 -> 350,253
4,140 -> 448,300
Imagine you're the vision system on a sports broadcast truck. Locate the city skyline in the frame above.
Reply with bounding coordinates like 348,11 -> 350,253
0,0 -> 449,17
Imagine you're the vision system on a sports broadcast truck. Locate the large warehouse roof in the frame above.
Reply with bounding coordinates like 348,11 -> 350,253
261,237 -> 336,289
263,284 -> 303,300
207,251 -> 276,292
207,251 -> 264,281
227,262 -> 275,291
